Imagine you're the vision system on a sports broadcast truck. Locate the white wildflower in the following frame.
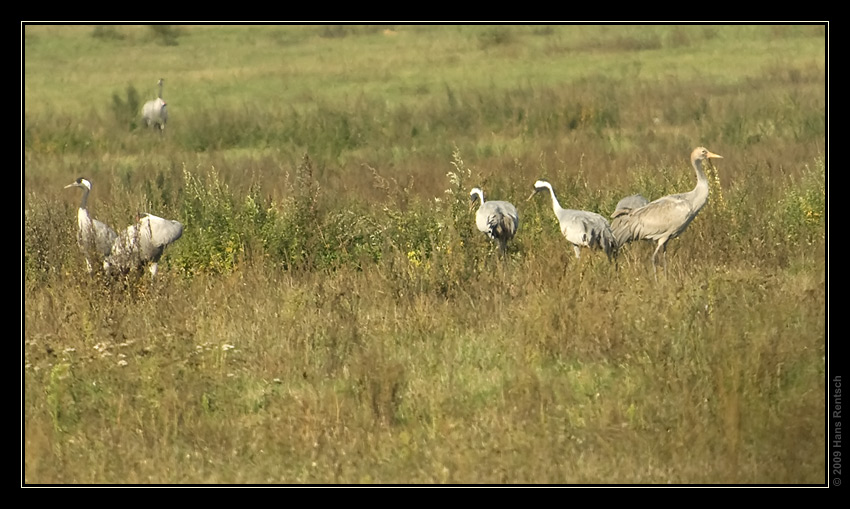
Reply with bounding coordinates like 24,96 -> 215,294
446,171 -> 460,187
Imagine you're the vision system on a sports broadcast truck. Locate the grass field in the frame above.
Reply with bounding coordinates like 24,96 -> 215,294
23,24 -> 827,484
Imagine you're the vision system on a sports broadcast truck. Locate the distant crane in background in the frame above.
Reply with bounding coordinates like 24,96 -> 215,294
610,146 -> 723,280
527,179 -> 616,262
141,78 -> 168,133
64,177 -> 118,273
469,187 -> 519,259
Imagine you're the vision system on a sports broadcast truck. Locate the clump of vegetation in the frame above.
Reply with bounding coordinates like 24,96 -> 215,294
478,26 -> 516,48
149,25 -> 182,46
91,26 -> 125,41
111,84 -> 141,131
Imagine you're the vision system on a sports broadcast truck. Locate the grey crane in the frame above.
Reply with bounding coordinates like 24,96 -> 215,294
527,179 -> 616,262
469,187 -> 519,259
610,146 -> 723,279
141,78 -> 168,133
64,177 -> 118,273
611,194 -> 650,220
104,212 -> 184,278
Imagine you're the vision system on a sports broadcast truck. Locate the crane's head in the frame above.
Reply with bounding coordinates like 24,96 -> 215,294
64,177 -> 92,192
692,147 -> 723,163
527,179 -> 552,201
469,187 -> 485,211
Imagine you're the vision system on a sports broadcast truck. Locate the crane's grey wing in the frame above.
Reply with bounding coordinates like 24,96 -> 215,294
613,195 -> 692,245
140,214 -> 183,248
489,201 -> 518,239
559,211 -> 593,243
106,214 -> 183,271
479,201 -> 518,241
578,211 -> 615,255
559,210 -> 614,254
89,218 -> 118,256
104,223 -> 141,272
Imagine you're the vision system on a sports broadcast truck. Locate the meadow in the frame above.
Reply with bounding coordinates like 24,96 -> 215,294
23,24 -> 827,484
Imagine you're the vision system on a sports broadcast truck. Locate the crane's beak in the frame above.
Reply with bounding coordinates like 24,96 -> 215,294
64,183 -> 78,189
705,151 -> 723,171
526,190 -> 538,202
468,197 -> 477,212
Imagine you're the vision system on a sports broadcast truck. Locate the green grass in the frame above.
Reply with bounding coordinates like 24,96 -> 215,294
24,24 -> 827,485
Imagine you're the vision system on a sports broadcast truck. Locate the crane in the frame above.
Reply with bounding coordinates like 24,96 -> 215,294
610,146 -> 723,280
527,179 -> 616,262
104,212 -> 184,278
141,78 -> 168,133
611,194 -> 649,220
64,177 -> 118,273
469,187 -> 519,259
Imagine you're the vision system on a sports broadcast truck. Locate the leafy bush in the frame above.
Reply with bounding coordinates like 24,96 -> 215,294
149,25 -> 182,46
178,166 -> 243,275
111,84 -> 141,131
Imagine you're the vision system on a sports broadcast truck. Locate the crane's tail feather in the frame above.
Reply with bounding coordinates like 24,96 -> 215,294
584,220 -> 617,262
611,216 -> 638,249
488,214 -> 516,242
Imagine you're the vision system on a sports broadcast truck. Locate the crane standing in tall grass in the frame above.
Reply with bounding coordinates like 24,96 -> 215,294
611,146 -> 723,280
64,177 -> 118,273
141,78 -> 168,133
527,179 -> 616,262
469,187 -> 519,260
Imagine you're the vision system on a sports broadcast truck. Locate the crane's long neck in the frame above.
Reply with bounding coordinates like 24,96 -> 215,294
77,191 -> 93,233
689,157 -> 710,212
545,185 -> 564,215
158,81 -> 163,99
78,187 -> 90,212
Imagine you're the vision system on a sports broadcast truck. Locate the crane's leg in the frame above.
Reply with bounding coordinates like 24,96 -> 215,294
573,245 -> 582,259
651,241 -> 665,282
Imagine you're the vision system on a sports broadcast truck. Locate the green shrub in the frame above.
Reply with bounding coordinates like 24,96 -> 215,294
111,84 -> 141,131
178,166 -> 243,275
